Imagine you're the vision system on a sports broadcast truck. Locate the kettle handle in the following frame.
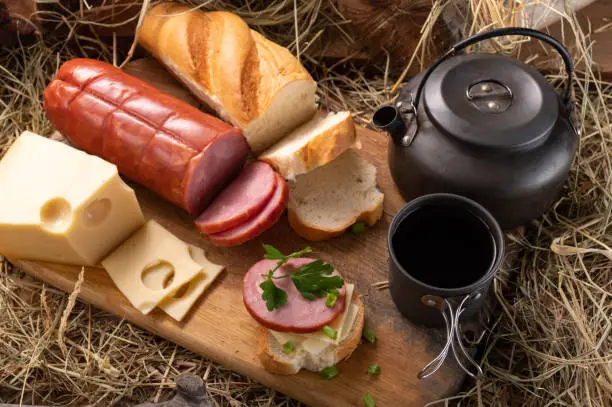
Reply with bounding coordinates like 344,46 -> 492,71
411,27 -> 574,113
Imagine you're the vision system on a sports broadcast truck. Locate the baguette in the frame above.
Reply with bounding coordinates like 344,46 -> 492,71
259,111 -> 358,180
138,2 -> 317,153
258,292 -> 365,374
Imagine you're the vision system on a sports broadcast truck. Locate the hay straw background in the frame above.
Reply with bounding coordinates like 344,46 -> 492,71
0,1 -> 610,406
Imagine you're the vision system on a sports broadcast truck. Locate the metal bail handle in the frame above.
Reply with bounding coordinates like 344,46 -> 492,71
418,293 -> 484,380
410,27 -> 575,116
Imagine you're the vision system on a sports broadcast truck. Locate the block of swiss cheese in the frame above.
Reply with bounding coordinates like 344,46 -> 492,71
0,131 -> 145,266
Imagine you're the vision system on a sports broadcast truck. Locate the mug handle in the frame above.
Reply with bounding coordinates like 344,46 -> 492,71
410,27 -> 575,115
418,293 -> 484,380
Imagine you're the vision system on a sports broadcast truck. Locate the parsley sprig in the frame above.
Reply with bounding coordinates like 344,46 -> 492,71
259,245 -> 345,311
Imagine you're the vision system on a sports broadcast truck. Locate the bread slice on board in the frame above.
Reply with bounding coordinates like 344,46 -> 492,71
138,3 -> 317,154
259,111 -> 359,180
258,292 -> 365,374
287,149 -> 384,241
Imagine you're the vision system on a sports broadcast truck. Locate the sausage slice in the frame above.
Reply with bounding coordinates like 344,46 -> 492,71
243,258 -> 346,333
206,173 -> 288,247
195,161 -> 277,234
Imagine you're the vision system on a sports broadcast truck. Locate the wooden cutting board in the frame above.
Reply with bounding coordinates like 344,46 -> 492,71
9,60 -> 464,407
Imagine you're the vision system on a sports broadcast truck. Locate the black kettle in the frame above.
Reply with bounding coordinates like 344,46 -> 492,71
373,27 -> 579,229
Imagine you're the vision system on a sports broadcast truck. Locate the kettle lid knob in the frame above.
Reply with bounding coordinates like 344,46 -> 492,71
466,80 -> 513,113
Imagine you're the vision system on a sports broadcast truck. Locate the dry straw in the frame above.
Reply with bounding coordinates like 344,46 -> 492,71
0,0 -> 610,406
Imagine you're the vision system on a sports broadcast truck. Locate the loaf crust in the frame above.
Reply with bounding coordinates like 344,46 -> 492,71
288,201 -> 384,241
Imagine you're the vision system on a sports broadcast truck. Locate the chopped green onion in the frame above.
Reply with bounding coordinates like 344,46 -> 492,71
367,364 -> 381,376
320,365 -> 339,380
282,341 -> 295,355
322,325 -> 338,340
363,327 -> 377,344
325,291 -> 338,308
363,393 -> 375,407
351,222 -> 366,234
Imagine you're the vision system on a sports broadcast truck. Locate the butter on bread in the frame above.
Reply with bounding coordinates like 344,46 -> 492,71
138,2 -> 317,154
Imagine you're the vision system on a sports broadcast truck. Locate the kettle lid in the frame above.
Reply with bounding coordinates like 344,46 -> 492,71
423,53 -> 559,150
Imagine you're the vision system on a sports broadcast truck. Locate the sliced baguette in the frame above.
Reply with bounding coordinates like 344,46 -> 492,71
288,149 -> 384,241
259,111 -> 358,180
258,292 -> 365,375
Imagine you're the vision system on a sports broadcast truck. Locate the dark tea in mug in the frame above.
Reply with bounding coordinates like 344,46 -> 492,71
387,193 -> 505,327
391,205 -> 496,289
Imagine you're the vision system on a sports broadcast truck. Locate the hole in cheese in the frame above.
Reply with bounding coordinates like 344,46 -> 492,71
173,273 -> 205,300
82,198 -> 111,227
40,197 -> 72,232
163,272 -> 174,289
141,260 -> 176,291
187,246 -> 202,263
174,284 -> 190,299
174,281 -> 190,299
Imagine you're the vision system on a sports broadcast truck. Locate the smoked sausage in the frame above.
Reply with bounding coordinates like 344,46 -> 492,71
43,59 -> 250,215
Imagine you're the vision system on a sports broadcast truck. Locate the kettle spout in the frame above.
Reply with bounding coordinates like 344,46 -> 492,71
372,105 -> 406,142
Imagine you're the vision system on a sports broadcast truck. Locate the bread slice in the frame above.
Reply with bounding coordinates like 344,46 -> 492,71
259,111 -> 358,180
138,3 -> 318,154
258,292 -> 365,375
288,149 -> 384,241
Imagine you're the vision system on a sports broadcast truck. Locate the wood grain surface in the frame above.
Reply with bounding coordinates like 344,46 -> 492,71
10,59 -> 465,407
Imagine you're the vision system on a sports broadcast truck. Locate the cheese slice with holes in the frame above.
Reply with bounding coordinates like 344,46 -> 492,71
269,284 -> 358,352
101,220 -> 203,314
158,245 -> 224,321
0,131 -> 144,266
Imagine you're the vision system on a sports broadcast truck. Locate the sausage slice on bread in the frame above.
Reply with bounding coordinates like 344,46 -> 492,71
243,256 -> 365,375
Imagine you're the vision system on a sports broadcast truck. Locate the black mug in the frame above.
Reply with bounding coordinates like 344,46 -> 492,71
388,193 -> 505,379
